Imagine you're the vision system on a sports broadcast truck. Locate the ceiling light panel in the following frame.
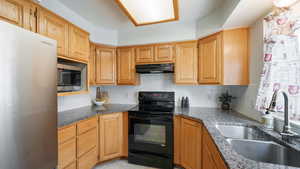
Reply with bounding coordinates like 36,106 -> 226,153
116,0 -> 179,26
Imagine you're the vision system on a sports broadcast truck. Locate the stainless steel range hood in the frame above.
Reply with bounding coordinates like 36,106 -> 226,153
136,63 -> 174,74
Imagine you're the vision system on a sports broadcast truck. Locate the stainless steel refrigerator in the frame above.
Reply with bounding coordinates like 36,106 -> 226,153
0,21 -> 58,169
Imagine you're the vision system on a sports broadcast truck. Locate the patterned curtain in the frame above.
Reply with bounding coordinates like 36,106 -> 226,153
256,2 -> 300,121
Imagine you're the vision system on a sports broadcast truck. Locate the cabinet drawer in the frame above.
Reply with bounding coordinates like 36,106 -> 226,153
77,116 -> 97,135
58,138 -> 76,169
77,148 -> 98,169
64,162 -> 76,169
77,128 -> 97,157
58,125 -> 76,144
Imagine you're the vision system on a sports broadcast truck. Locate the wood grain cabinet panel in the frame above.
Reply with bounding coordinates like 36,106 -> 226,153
173,115 -> 181,165
58,138 -> 76,169
155,44 -> 174,63
77,148 -> 98,169
64,162 -> 76,169
199,34 -> 222,84
77,128 -> 98,158
99,112 -> 123,161
38,8 -> 69,57
117,47 -> 138,85
175,42 -> 198,85
23,1 -> 37,32
180,118 -> 202,169
77,116 -> 98,135
0,0 -> 25,27
122,112 -> 129,157
58,125 -> 76,144
202,144 -> 218,169
95,48 -> 116,85
69,25 -> 90,61
135,45 -> 154,64
89,43 -> 96,85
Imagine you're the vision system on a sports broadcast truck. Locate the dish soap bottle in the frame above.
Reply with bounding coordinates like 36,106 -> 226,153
261,111 -> 274,130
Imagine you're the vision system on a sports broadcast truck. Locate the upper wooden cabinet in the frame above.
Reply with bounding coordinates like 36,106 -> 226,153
99,113 -> 123,162
155,43 -> 175,63
199,28 -> 249,85
180,117 -> 202,169
38,8 -> 69,57
95,47 -> 116,85
175,41 -> 198,85
117,47 -> 139,85
135,45 -> 154,64
89,43 -> 96,85
0,0 -> 37,32
199,33 -> 222,84
69,24 -> 90,61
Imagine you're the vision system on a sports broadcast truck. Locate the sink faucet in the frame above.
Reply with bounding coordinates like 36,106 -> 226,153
267,90 -> 299,142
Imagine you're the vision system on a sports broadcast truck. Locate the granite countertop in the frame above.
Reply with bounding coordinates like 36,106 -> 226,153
175,107 -> 300,169
57,104 -> 136,127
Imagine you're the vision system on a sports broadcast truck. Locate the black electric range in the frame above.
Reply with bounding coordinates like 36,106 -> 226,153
128,91 -> 175,169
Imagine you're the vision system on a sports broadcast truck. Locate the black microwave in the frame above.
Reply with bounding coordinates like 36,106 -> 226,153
57,63 -> 82,92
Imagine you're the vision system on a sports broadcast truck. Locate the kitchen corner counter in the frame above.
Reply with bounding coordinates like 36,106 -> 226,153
175,107 -> 300,169
58,104 -> 136,128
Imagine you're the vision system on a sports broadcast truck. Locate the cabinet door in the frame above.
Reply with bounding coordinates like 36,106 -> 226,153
64,162 -> 76,169
175,42 -> 198,84
155,44 -> 174,63
69,25 -> 90,61
89,43 -> 96,85
95,48 -> 116,85
23,1 -> 37,32
180,118 -> 202,169
135,45 -> 154,64
199,34 -> 222,84
0,0 -> 25,27
202,145 -> 218,169
173,116 -> 181,165
117,48 -> 138,85
38,8 -> 69,57
99,113 -> 123,161
58,138 -> 76,169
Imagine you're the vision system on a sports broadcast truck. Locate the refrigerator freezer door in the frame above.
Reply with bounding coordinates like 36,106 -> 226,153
0,22 -> 58,169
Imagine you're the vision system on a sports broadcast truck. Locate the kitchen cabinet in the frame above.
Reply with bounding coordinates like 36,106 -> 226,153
69,24 -> 90,61
0,0 -> 36,31
58,124 -> 77,169
95,47 -> 116,85
199,33 -> 222,84
175,41 -> 198,85
135,45 -> 154,64
174,115 -> 181,165
99,112 -> 123,161
203,127 -> 228,169
77,148 -> 98,169
122,112 -> 129,157
117,47 -> 139,85
155,43 -> 175,63
198,28 -> 249,85
38,8 -> 69,57
64,162 -> 76,169
180,117 -> 202,169
89,43 -> 96,85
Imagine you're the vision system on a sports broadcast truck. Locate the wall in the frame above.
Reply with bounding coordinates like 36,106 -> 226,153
118,21 -> 197,46
40,0 -> 118,45
90,74 -> 232,107
229,17 -> 265,121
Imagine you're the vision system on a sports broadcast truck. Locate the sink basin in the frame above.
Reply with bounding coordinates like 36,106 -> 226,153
227,139 -> 300,168
215,124 -> 267,140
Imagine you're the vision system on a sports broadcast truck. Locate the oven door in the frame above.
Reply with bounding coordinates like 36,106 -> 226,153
128,113 -> 173,157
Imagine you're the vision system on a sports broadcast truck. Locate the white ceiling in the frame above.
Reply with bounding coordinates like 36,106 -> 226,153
58,0 -> 223,30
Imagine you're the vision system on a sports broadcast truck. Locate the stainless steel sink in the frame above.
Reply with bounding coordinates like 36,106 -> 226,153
227,139 -> 300,168
215,124 -> 266,140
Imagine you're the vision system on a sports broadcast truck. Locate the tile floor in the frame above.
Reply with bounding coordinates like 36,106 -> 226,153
93,160 -> 180,169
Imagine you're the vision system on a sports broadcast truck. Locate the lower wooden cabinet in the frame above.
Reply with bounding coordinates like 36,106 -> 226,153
77,128 -> 98,158
58,138 -> 77,169
99,112 -> 123,161
174,116 -> 228,169
180,118 -> 202,169
77,148 -> 98,169
64,162 -> 77,169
